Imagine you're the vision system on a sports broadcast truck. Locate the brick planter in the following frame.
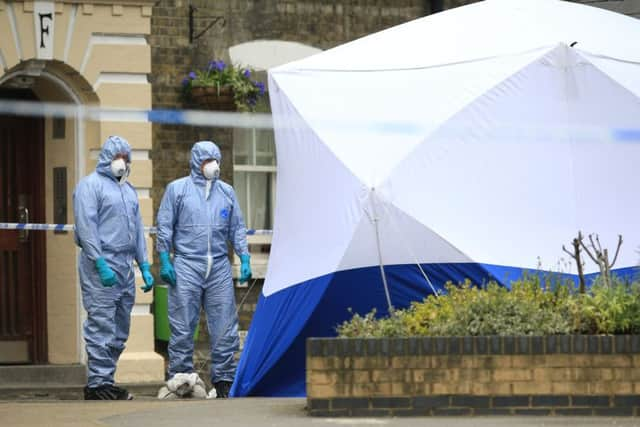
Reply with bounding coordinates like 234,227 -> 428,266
306,336 -> 640,416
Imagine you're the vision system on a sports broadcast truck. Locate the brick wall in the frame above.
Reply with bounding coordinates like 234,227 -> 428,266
150,0 -> 425,217
443,0 -> 640,15
307,336 -> 640,416
571,0 -> 640,18
442,0 -> 640,17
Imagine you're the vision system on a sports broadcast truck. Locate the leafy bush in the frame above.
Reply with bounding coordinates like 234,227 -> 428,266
336,273 -> 640,337
566,276 -> 640,334
336,308 -> 408,338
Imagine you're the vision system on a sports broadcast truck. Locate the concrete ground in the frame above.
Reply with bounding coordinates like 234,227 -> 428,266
1,398 -> 640,427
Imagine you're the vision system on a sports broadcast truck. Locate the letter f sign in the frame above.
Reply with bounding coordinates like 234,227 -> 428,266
34,2 -> 54,60
39,13 -> 52,48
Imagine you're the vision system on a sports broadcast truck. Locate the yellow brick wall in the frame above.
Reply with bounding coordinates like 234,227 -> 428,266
307,353 -> 640,399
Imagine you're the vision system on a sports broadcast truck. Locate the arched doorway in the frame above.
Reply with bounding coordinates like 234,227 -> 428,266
0,61 -> 92,364
0,86 -> 47,363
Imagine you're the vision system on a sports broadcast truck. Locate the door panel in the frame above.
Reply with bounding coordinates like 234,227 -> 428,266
0,114 -> 47,363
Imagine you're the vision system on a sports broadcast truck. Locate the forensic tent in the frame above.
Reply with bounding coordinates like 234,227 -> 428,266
232,0 -> 640,397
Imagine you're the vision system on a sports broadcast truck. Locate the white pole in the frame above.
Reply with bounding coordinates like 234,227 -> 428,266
370,188 -> 392,311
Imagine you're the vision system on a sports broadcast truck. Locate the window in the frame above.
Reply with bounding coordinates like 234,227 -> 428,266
233,121 -> 275,282
229,40 -> 321,281
233,126 -> 276,231
52,117 -> 65,139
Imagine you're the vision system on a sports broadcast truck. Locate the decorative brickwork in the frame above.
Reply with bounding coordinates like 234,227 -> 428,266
307,336 -> 640,416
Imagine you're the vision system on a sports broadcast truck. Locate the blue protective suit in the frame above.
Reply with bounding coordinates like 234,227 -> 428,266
73,136 -> 148,388
156,141 -> 249,384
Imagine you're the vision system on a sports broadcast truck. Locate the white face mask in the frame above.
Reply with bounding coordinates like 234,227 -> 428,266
202,159 -> 219,180
111,158 -> 126,177
110,158 -> 129,184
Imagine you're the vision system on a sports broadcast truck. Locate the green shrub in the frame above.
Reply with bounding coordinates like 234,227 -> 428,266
403,276 -> 572,336
336,273 -> 640,337
336,308 -> 408,338
566,276 -> 640,334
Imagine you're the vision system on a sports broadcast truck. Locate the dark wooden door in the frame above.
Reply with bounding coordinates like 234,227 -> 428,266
0,114 -> 47,364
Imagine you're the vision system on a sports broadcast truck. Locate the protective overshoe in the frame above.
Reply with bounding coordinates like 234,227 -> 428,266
206,387 -> 217,399
213,381 -> 232,399
84,384 -> 133,400
159,373 -> 207,399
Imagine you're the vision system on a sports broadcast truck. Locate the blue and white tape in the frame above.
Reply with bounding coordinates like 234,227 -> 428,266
0,99 -> 273,129
0,99 -> 639,141
0,222 -> 74,232
0,223 -> 272,236
246,229 -> 272,236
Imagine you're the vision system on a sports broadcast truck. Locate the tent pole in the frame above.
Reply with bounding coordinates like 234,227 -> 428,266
371,189 -> 393,311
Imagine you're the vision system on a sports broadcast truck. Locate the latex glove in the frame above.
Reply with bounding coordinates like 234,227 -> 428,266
139,262 -> 154,293
95,257 -> 116,287
239,254 -> 252,284
159,252 -> 176,287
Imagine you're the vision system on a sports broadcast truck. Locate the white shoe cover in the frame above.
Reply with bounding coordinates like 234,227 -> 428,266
158,373 -> 207,399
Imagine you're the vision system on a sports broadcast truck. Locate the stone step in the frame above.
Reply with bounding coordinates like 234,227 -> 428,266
0,364 -> 86,385
0,365 -> 163,400
0,382 -> 164,401
0,384 -> 82,400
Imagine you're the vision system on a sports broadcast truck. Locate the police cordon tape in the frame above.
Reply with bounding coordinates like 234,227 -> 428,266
0,222 -> 272,235
1,99 -> 639,141
0,99 -> 273,129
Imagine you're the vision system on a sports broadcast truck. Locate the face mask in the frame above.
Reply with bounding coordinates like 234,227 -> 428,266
110,158 -> 130,184
111,158 -> 127,177
202,160 -> 219,180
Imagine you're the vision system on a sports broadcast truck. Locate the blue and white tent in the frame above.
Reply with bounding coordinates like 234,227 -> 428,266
232,0 -> 640,397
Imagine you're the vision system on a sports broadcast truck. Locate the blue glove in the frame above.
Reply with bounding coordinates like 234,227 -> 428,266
240,254 -> 252,284
159,252 -> 176,287
95,257 -> 116,287
139,262 -> 154,293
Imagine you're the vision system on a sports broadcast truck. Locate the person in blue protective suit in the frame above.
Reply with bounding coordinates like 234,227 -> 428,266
156,140 -> 251,399
73,135 -> 154,400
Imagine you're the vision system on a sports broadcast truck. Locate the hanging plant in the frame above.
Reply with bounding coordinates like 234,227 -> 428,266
181,60 -> 266,112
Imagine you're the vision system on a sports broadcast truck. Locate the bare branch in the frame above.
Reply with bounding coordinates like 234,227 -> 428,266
570,235 -> 586,294
562,244 -> 576,259
610,234 -> 623,268
588,234 -> 598,255
595,234 -> 603,253
603,248 -> 611,287
580,237 -> 599,264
